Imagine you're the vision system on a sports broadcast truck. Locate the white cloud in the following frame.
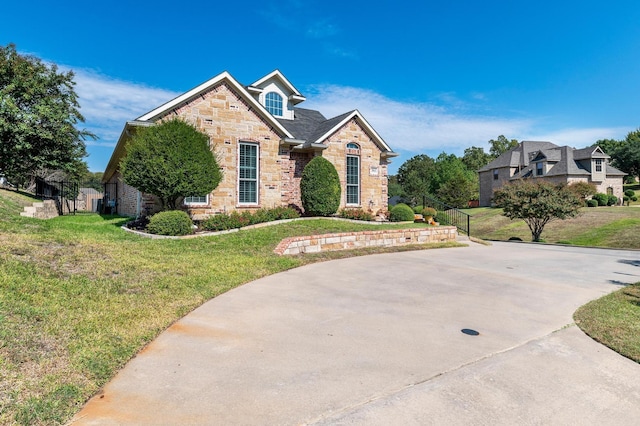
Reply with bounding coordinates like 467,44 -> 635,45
66,70 -> 630,172
303,85 -> 533,155
67,67 -> 179,147
526,127 -> 630,148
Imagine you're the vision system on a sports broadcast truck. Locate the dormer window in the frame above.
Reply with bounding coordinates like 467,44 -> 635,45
595,158 -> 603,172
265,92 -> 283,116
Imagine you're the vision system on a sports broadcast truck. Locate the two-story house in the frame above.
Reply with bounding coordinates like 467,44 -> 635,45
478,141 -> 625,206
103,70 -> 397,217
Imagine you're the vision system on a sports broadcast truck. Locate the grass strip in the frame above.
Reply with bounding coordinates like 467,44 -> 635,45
574,283 -> 640,363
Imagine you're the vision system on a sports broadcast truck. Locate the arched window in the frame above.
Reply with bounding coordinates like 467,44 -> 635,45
346,142 -> 359,150
265,92 -> 283,116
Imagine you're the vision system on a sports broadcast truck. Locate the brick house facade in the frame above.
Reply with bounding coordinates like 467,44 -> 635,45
478,141 -> 626,206
103,71 -> 397,218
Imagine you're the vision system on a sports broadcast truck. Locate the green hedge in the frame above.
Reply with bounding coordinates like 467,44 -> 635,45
146,210 -> 193,236
338,208 -> 373,221
389,203 -> 415,222
300,156 -> 341,216
200,206 -> 300,231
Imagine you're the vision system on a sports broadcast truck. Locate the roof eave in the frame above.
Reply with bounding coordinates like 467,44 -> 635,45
135,71 -> 294,139
102,121 -> 154,182
312,110 -> 393,153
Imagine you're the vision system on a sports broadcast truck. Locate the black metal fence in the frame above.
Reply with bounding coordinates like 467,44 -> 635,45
35,178 -> 117,215
422,195 -> 471,236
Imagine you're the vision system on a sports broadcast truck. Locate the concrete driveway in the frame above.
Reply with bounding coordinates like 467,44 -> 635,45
72,241 -> 640,425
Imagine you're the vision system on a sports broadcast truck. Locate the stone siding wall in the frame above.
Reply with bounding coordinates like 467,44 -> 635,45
111,83 -> 391,218
274,226 -> 457,255
322,118 -> 389,215
479,166 -> 512,206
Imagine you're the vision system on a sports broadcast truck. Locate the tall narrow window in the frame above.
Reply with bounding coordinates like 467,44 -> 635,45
595,158 -> 602,172
346,155 -> 360,205
493,169 -> 499,180
265,92 -> 283,116
239,143 -> 258,204
536,162 -> 543,176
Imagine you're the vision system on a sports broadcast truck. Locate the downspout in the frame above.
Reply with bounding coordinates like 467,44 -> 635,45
136,190 -> 142,217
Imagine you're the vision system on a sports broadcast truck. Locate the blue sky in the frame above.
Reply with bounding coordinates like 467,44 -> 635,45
2,0 -> 639,174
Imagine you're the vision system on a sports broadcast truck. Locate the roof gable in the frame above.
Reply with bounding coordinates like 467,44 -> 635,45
136,71 -> 294,138
313,110 -> 393,153
479,141 -> 558,172
247,70 -> 306,105
574,146 -> 609,160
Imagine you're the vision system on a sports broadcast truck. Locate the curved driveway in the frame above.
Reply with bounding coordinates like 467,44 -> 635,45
73,241 -> 640,425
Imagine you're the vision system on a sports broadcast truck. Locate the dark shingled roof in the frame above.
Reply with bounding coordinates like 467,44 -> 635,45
574,146 -> 609,160
275,108 -> 327,140
276,108 -> 357,143
479,141 -> 558,172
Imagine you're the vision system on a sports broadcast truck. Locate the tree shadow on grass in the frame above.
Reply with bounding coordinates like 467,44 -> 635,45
98,214 -> 130,228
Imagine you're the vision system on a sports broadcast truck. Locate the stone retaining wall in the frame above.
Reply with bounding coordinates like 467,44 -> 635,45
274,226 -> 457,255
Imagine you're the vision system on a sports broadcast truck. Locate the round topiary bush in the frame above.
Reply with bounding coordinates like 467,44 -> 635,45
607,195 -> 619,206
300,156 -> 341,216
592,193 -> 609,206
586,199 -> 598,207
422,207 -> 437,218
389,203 -> 415,222
146,210 -> 193,236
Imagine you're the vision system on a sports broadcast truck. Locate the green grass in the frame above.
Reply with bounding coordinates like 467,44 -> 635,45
465,205 -> 640,247
0,189 -> 462,425
575,283 -> 640,363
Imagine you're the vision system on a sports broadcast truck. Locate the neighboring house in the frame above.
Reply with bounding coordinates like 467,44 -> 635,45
478,141 -> 626,207
103,70 -> 397,218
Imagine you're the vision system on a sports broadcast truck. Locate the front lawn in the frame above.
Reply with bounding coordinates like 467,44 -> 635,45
465,206 -> 640,247
575,283 -> 640,363
0,189 -> 461,425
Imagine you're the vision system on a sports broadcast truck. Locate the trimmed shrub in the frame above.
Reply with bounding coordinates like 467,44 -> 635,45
586,199 -> 598,207
389,203 -> 415,222
592,193 -> 609,206
146,210 -> 193,236
422,207 -> 437,218
200,206 -> 300,231
625,189 -> 635,197
607,195 -> 618,206
300,156 -> 341,216
338,208 -> 373,221
413,205 -> 424,214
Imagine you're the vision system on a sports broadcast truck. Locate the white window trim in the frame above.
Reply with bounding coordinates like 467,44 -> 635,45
595,158 -> 603,172
264,92 -> 283,117
346,154 -> 360,206
238,142 -> 260,206
184,194 -> 209,206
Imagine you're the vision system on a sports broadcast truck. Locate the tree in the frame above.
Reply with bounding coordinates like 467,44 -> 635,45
432,153 -> 478,206
612,129 -> 640,182
567,181 -> 597,202
397,154 -> 435,205
489,135 -> 518,158
300,156 -> 341,216
493,180 -> 582,242
437,170 -> 477,208
387,175 -> 403,198
462,146 -> 492,171
120,118 -> 222,210
0,44 -> 92,187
